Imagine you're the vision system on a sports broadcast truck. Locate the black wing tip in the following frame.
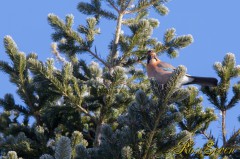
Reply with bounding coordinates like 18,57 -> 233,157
213,78 -> 218,86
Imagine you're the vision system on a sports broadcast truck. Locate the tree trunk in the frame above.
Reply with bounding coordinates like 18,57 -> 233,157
222,110 -> 226,146
93,119 -> 104,147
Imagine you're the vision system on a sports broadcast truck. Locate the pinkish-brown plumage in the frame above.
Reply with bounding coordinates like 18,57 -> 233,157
146,50 -> 218,86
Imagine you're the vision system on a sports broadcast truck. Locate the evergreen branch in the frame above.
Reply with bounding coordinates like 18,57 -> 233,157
2,37 -> 36,115
144,66 -> 187,158
224,129 -> 240,147
18,53 -> 27,84
114,17 -> 156,66
121,146 -> 133,159
71,131 -> 88,158
49,14 -> 108,68
1,1 -> 232,158
122,0 -> 134,11
164,28 -> 176,43
15,54 -> 35,111
79,60 -> 92,79
40,154 -> 54,159
142,105 -> 164,159
48,13 -> 65,28
153,3 -> 169,16
72,78 -> 82,98
28,58 -> 96,123
4,36 -> 18,62
106,0 -> 120,13
78,17 -> 100,48
201,87 -> 220,108
55,136 -> 72,159
0,60 -> 15,76
62,91 -> 95,124
51,43 -> 68,64
48,14 -> 84,44
15,104 -> 30,115
66,14 -> 74,28
78,1 -> 117,20
200,131 -> 218,148
222,52 -> 235,71
226,95 -> 240,110
117,35 -> 146,65
125,0 -> 159,14
154,42 -> 166,53
0,94 -> 30,114
122,10 -> 148,26
7,151 -> 18,159
117,15 -> 156,64
226,83 -> 240,110
171,35 -> 193,49
2,37 -> 27,84
177,86 -> 217,134
92,68 -> 127,146
178,121 -> 188,131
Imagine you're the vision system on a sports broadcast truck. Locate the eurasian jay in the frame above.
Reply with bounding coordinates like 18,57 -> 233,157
146,50 -> 218,87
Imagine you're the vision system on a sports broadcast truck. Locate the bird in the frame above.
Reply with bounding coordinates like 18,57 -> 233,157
146,50 -> 218,87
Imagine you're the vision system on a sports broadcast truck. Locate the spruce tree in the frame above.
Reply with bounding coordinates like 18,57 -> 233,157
0,0 -> 239,159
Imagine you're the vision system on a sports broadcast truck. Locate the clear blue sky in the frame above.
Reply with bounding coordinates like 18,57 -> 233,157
0,0 -> 239,149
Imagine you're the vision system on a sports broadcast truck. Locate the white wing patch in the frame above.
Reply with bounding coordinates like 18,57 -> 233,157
181,75 -> 194,85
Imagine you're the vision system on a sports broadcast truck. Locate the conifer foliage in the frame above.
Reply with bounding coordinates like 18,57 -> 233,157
0,0 -> 239,159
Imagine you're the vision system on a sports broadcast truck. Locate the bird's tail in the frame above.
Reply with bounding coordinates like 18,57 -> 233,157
184,76 -> 218,87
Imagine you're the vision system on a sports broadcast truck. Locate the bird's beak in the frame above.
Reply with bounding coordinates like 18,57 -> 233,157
147,53 -> 158,64
147,54 -> 151,64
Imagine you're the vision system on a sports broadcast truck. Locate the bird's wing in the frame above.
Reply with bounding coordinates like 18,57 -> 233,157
157,61 -> 176,72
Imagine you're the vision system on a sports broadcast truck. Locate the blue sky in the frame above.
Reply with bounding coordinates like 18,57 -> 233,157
0,0 -> 239,149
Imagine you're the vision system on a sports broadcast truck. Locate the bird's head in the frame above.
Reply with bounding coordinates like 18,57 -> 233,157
147,50 -> 158,64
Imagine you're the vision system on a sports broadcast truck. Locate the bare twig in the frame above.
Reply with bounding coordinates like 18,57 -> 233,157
86,48 -> 110,69
62,92 -> 96,124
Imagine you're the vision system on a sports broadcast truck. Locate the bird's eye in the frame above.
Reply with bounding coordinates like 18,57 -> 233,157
147,50 -> 152,54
